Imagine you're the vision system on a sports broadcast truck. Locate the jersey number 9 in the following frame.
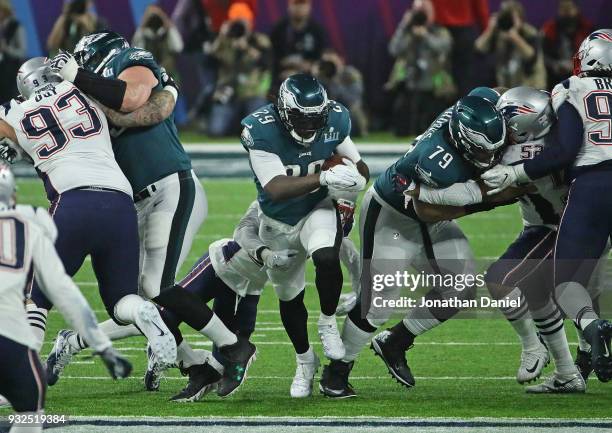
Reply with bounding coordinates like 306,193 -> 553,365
21,89 -> 103,159
584,91 -> 612,146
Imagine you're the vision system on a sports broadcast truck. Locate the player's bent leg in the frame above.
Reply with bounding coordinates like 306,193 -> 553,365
0,337 -> 45,433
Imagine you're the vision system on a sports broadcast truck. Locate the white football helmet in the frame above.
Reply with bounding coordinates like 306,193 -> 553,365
16,57 -> 63,99
573,29 -> 612,76
0,162 -> 16,210
497,87 -> 555,144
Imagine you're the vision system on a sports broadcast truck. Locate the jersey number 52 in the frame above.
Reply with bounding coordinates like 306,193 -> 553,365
21,89 -> 103,159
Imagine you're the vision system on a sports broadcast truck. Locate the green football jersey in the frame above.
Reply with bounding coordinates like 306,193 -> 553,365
374,108 -> 476,216
101,47 -> 191,193
241,102 -> 351,226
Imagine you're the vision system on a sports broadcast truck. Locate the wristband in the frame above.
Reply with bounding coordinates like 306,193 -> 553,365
74,68 -> 127,110
163,85 -> 178,103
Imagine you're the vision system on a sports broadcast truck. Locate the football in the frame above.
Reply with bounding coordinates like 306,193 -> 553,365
322,154 -> 348,171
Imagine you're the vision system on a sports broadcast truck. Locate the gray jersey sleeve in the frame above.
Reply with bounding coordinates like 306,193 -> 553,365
233,201 -> 266,258
418,180 -> 483,206
31,226 -> 112,353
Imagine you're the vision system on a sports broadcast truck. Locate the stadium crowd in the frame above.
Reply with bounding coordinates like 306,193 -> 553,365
0,0 -> 596,137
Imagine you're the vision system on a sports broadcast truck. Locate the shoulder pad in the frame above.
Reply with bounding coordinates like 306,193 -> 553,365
327,100 -> 351,138
113,48 -> 158,76
551,76 -> 580,112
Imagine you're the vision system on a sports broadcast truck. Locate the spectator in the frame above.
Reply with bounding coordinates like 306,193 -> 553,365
206,2 -> 271,136
133,5 -> 184,76
202,0 -> 257,33
431,0 -> 489,96
0,0 -> 26,102
313,49 -> 368,137
47,0 -> 105,54
270,0 -> 327,83
475,0 -> 546,89
542,0 -> 592,88
386,0 -> 453,136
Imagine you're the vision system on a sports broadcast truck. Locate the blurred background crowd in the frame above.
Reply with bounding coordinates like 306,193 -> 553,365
0,0 -> 610,138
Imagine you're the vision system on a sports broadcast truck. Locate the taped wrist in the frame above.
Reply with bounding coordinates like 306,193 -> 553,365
74,68 -> 127,110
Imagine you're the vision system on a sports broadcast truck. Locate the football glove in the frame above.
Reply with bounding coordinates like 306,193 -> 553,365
336,198 -> 355,237
481,164 -> 530,195
49,51 -> 79,83
261,248 -> 299,270
160,67 -> 179,102
97,346 -> 133,380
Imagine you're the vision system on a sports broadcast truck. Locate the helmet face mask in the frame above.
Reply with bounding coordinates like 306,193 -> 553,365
74,31 -> 129,74
449,96 -> 507,170
277,73 -> 329,145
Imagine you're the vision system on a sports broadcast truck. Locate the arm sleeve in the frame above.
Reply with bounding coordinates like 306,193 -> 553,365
418,180 -> 483,206
335,136 -> 362,163
340,238 -> 362,295
233,201 -> 266,258
32,232 -> 111,353
523,102 -> 583,180
249,149 -> 287,187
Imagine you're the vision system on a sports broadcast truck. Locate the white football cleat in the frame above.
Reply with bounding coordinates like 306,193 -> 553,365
525,371 -> 586,394
517,344 -> 550,384
46,329 -> 77,386
135,301 -> 177,365
318,318 -> 345,360
290,352 -> 321,398
0,394 -> 10,409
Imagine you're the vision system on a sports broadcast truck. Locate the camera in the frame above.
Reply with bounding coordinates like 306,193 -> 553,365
497,10 -> 515,31
318,59 -> 338,79
410,10 -> 428,27
228,20 -> 247,39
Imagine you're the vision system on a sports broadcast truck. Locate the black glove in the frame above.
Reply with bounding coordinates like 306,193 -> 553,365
160,67 -> 179,93
97,347 -> 133,379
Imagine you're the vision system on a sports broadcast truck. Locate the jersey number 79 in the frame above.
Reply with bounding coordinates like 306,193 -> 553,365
20,88 -> 103,159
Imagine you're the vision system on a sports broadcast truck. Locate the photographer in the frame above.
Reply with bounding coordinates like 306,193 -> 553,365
207,2 -> 272,137
313,50 -> 368,136
475,0 -> 546,89
386,0 -> 453,136
0,0 -> 26,102
47,0 -> 105,54
133,5 -> 184,76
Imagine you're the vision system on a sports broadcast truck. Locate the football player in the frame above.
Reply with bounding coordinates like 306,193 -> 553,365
48,32 -> 256,390
0,58 -> 178,367
240,73 -> 368,384
410,87 -> 594,393
481,30 -> 612,383
320,90 -> 508,398
0,163 -> 130,433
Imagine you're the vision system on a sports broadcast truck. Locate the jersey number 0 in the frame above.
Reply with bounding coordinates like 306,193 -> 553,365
20,88 -> 103,159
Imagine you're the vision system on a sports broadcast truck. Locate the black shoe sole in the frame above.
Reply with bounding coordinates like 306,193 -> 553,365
318,383 -> 356,399
217,348 -> 257,398
170,381 -> 219,402
593,324 -> 612,383
370,339 -> 415,389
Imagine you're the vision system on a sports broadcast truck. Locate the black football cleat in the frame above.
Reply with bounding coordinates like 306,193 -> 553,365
319,360 -> 356,399
170,362 -> 221,402
216,339 -> 257,398
575,347 -> 593,382
371,330 -> 415,388
584,320 -> 612,383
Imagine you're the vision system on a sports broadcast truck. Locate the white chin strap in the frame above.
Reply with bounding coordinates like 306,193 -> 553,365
291,129 -> 316,145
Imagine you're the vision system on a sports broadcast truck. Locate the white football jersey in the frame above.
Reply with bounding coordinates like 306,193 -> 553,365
552,75 -> 612,167
0,205 -> 110,352
3,81 -> 132,198
501,138 -> 567,228
208,238 -> 268,297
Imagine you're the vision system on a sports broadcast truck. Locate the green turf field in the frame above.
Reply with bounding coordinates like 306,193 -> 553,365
2,178 -> 612,422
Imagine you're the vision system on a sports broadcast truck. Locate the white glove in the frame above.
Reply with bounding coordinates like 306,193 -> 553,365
320,164 -> 366,192
261,248 -> 299,270
49,51 -> 79,82
481,164 -> 529,195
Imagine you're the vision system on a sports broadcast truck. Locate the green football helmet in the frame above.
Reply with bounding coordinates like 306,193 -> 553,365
73,31 -> 129,74
449,96 -> 507,170
277,73 -> 329,145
